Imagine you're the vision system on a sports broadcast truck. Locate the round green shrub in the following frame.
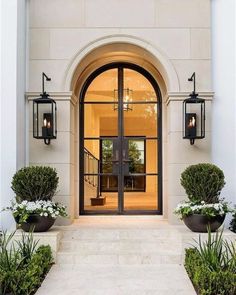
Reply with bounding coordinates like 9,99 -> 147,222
11,166 -> 59,201
180,163 -> 225,204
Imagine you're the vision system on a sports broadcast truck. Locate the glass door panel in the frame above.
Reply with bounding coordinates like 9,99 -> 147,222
84,69 -> 117,102
123,68 -> 158,102
146,140 -> 158,174
84,104 -> 118,137
123,138 -> 146,192
124,176 -> 158,211
84,138 -> 119,212
83,67 -> 119,212
84,177 -> 118,211
100,138 -> 119,192
123,103 -> 158,137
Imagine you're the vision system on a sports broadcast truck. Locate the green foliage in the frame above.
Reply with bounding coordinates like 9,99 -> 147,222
11,166 -> 59,201
0,231 -> 53,295
16,231 -> 39,263
0,231 -> 23,294
196,228 -> 236,272
180,163 -> 225,203
101,140 -> 113,173
128,140 -> 143,173
229,210 -> 236,233
185,229 -> 236,295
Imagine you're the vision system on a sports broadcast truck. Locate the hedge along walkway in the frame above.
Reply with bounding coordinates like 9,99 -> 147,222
36,217 -> 196,295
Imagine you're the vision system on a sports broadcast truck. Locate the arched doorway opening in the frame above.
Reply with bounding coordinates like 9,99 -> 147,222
79,62 -> 162,214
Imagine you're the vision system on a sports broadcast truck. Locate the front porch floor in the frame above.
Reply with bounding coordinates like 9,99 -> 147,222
34,217 -> 235,295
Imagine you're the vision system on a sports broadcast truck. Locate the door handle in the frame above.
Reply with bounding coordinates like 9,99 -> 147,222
123,159 -> 131,163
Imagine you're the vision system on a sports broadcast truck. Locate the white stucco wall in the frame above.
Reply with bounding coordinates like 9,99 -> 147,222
211,0 -> 236,214
0,0 -> 26,229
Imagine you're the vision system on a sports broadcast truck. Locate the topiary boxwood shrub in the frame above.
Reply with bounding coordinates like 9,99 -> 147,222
11,166 -> 59,201
181,163 -> 225,204
185,248 -> 236,295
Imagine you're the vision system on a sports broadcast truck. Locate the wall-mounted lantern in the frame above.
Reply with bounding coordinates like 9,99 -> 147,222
33,73 -> 57,145
183,72 -> 205,145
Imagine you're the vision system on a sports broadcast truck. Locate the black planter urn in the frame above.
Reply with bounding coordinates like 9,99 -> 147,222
20,215 -> 55,232
183,214 -> 225,233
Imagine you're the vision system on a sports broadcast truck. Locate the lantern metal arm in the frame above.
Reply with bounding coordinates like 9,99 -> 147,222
188,72 -> 196,95
186,72 -> 205,102
42,72 -> 51,95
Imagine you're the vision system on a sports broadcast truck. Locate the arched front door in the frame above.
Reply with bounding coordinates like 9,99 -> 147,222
80,63 -> 162,214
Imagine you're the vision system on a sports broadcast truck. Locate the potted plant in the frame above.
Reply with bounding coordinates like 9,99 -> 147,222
174,163 -> 231,232
5,166 -> 67,232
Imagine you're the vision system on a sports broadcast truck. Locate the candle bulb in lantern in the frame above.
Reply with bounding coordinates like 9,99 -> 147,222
42,118 -> 48,138
46,120 -> 53,137
42,113 -> 53,138
185,113 -> 197,138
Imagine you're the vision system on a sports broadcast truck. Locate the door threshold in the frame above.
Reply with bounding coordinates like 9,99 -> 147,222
77,215 -> 165,219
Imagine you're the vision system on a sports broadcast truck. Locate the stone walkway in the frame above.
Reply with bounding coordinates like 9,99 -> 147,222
36,217 -> 196,295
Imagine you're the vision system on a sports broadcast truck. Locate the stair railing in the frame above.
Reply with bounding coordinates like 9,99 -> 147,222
84,147 -> 100,198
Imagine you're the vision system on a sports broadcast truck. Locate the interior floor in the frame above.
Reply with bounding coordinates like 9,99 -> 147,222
84,192 -> 157,211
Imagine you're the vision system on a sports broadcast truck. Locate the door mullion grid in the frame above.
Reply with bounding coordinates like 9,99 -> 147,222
118,67 -> 124,213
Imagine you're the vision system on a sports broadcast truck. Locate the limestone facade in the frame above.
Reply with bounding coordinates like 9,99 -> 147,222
26,0 -> 212,224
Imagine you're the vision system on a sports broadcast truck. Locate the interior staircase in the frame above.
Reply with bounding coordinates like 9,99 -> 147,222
36,217 -> 196,295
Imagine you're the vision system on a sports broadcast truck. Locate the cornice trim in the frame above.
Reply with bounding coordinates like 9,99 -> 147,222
25,91 -> 78,105
166,91 -> 214,105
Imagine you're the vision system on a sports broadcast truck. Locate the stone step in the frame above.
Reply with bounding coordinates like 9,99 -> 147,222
62,228 -> 180,241
59,239 -> 182,254
56,252 -> 182,265
36,264 -> 196,295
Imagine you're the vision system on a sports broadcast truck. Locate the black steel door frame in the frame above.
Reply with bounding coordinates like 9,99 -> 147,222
79,62 -> 162,215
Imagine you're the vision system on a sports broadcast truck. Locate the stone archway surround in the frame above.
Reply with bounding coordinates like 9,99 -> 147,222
66,36 -> 180,221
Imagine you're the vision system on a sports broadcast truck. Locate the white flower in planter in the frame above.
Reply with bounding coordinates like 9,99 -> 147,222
4,199 -> 67,224
174,200 -> 231,219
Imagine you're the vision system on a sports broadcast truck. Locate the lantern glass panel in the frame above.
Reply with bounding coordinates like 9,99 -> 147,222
183,99 -> 205,139
33,102 -> 38,137
33,100 -> 57,139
